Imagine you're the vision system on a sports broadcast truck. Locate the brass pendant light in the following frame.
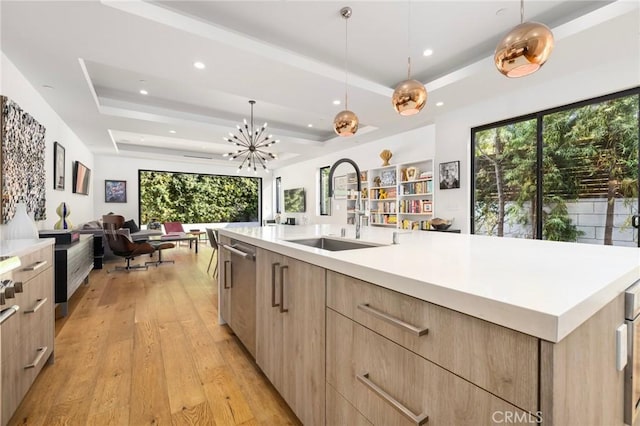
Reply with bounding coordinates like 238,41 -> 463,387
494,0 -> 554,78
333,6 -> 358,137
392,1 -> 427,116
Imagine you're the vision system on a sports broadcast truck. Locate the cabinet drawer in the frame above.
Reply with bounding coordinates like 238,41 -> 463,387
327,308 -> 532,426
327,383 -> 372,426
327,271 -> 538,411
13,245 -> 53,284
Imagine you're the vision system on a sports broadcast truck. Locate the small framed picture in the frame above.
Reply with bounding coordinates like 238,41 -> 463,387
406,166 -> 419,181
54,142 -> 65,190
439,161 -> 460,189
105,180 -> 127,203
380,169 -> 396,186
422,200 -> 433,213
333,175 -> 347,200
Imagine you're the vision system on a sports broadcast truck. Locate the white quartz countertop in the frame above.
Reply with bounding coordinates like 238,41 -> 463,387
218,224 -> 640,342
0,238 -> 54,258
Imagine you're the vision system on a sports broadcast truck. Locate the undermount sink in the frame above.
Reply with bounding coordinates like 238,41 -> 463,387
285,237 -> 385,251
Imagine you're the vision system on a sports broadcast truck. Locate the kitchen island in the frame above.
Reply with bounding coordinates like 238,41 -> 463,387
218,224 -> 640,425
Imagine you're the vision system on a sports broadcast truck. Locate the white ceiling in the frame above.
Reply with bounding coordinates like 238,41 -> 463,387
0,0 -> 636,171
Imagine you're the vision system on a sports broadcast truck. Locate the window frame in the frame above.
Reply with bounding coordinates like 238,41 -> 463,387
470,86 -> 640,238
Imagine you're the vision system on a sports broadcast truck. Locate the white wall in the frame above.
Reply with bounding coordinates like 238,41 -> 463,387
0,52 -> 94,230
273,125 -> 436,225
92,155 -> 272,226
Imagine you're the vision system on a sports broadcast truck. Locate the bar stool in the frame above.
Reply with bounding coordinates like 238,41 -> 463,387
206,228 -> 218,277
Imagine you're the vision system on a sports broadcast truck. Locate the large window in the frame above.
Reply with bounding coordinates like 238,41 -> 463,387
138,170 -> 261,225
472,88 -> 639,246
319,166 -> 331,215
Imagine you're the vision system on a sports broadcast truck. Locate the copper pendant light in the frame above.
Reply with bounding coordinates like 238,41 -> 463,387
392,1 -> 427,116
494,0 -> 554,78
333,6 -> 358,137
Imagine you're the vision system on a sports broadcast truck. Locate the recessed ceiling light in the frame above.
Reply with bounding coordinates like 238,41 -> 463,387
169,130 -> 176,134
436,101 -> 444,107
139,89 -> 148,95
333,100 -> 341,105
307,124 -> 313,128
193,61 -> 206,70
423,49 -> 434,57
140,137 -> 145,141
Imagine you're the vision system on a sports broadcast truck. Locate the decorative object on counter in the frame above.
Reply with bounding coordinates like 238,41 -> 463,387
54,141 -> 65,190
430,217 -> 453,231
379,149 -> 392,166
494,0 -> 554,78
275,213 -> 281,224
4,202 -> 39,239
148,219 -> 162,230
391,1 -> 427,116
406,166 -> 419,181
1,96 -> 47,223
222,100 -> 278,173
105,179 -> 127,203
439,160 -> 460,189
333,6 -> 359,137
54,202 -> 72,229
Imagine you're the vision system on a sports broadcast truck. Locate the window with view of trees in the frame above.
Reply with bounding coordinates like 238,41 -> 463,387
473,88 -> 639,246
139,170 -> 261,225
320,166 -> 330,215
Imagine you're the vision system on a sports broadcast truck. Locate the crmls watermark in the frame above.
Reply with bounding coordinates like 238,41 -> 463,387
492,411 -> 543,424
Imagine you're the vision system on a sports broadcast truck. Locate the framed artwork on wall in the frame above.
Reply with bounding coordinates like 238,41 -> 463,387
54,141 -> 65,190
105,179 -> 127,203
439,160 -> 460,190
333,175 -> 347,200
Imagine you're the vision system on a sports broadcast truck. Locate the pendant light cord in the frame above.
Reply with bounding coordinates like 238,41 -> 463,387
344,14 -> 349,110
407,0 -> 411,79
520,0 -> 524,24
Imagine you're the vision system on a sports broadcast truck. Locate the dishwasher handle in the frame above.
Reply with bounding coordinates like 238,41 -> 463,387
220,244 -> 255,260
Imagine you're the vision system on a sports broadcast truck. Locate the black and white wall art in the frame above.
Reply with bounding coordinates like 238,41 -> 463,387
0,96 -> 47,223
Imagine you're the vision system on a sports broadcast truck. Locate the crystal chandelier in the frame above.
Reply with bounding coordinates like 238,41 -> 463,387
223,100 -> 278,173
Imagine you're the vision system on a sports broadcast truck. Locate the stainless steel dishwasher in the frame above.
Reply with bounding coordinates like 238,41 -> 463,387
219,240 -> 257,357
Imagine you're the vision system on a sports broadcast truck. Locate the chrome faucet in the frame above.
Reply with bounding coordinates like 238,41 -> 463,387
329,158 -> 364,239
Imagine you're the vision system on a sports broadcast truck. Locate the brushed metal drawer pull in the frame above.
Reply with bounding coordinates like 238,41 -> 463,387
271,263 -> 280,307
223,260 -> 231,289
24,347 -> 48,369
25,298 -> 48,314
358,303 -> 428,336
357,372 -> 428,425
23,260 -> 48,271
279,265 -> 289,313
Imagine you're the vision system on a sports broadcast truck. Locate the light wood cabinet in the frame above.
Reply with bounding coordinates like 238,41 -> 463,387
327,308 -> 529,426
218,236 -> 256,356
256,248 -> 325,426
327,271 -> 538,411
1,244 -> 54,426
326,383 -> 372,426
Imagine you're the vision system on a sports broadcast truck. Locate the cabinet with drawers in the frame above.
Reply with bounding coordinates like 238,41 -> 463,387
54,234 -> 93,316
1,242 -> 54,425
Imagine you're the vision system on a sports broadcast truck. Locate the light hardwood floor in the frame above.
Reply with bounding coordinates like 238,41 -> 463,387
8,244 -> 300,426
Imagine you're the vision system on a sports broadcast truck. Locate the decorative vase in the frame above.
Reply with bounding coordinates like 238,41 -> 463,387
380,149 -> 392,166
54,202 -> 73,229
5,202 -> 39,240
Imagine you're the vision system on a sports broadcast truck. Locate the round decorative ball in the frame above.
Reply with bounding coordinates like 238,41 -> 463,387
392,79 -> 427,116
54,202 -> 72,229
333,110 -> 359,136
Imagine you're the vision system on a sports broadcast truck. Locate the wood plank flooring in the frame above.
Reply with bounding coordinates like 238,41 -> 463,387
8,244 -> 300,426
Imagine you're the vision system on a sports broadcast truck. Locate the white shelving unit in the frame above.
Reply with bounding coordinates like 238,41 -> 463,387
336,160 -> 434,230
368,165 -> 398,227
397,159 -> 434,230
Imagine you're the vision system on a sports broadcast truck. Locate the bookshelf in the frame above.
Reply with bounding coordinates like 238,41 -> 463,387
398,159 -> 434,230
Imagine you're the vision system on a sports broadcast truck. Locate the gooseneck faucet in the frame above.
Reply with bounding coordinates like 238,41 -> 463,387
328,158 -> 364,239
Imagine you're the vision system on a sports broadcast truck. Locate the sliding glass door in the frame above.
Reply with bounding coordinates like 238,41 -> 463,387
473,88 -> 640,247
